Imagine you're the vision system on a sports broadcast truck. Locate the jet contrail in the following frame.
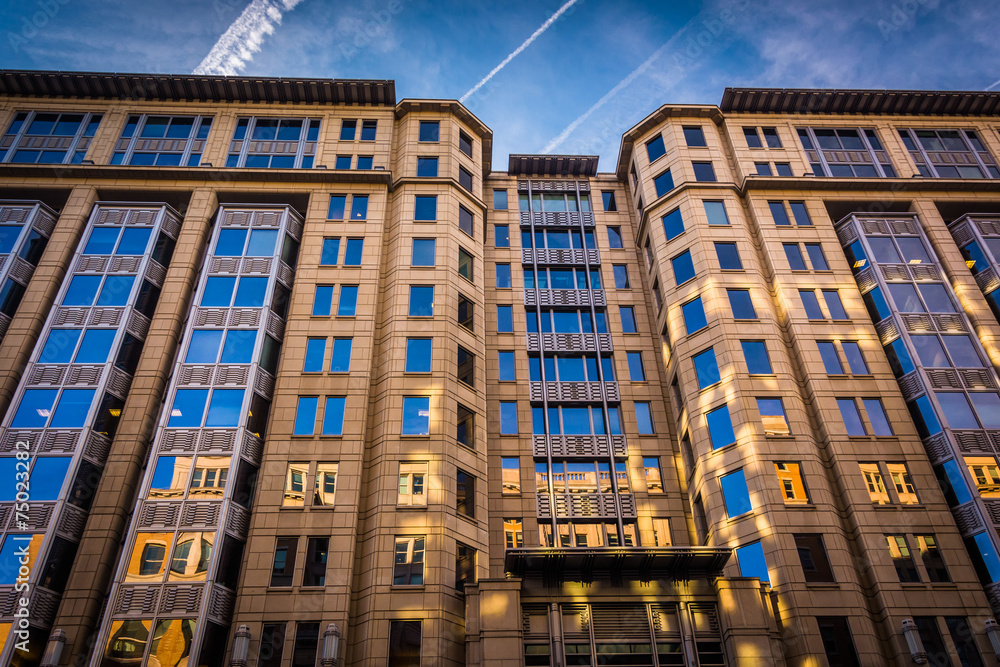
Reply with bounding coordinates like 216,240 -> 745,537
460,0 -> 579,103
193,0 -> 306,76
986,78 -> 1000,91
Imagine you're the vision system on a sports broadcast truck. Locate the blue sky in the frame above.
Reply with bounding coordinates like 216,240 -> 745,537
3,0 -> 999,170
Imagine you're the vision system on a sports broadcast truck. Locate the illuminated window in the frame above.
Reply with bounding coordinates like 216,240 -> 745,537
860,463 -> 890,505
504,518 -> 523,549
282,462 -> 308,507
774,462 -> 809,504
393,537 -> 425,585
887,463 -> 918,504
398,463 -> 427,506
966,456 -> 1000,497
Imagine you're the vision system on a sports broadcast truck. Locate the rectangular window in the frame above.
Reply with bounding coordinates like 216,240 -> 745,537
795,534 -> 835,582
304,338 -> 325,372
863,398 -> 893,436
320,237 -> 340,265
258,624 -> 286,667
741,340 -> 772,374
294,397 -> 318,436
414,195 -> 437,221
411,238 -> 435,266
775,462 -> 809,504
654,170 -> 674,197
612,264 -> 629,289
495,262 -> 512,289
496,351 -> 517,382
494,224 -> 509,247
458,295 -> 474,331
340,119 -> 357,140
619,306 -> 637,333
662,207 -> 684,240
860,463 -> 890,504
456,542 -> 476,589
800,290 -> 824,319
457,469 -> 475,518
302,537 -> 328,586
360,120 -> 376,141
692,162 -> 716,182
607,227 -> 624,248
349,195 -> 368,220
805,243 -> 829,270
3,110 -> 103,165
635,401 -> 655,434
113,114 -> 211,166
328,338 -> 352,373
393,537 -> 425,585
388,620 -> 421,667
402,397 -> 430,435
627,351 -> 645,381
497,305 -> 513,333
823,290 -> 848,319
817,618 -> 860,667
736,541 -> 769,582
886,535 -> 920,582
775,162 -> 793,176
458,247 -> 474,281
322,397 -> 346,436
790,201 -> 812,226
282,462 -> 308,507
769,201 -> 790,226
335,155 -> 352,169
502,458 -> 520,494
704,200 -> 730,225
227,117 -> 318,168
644,457 -> 663,493
682,296 -> 708,334
456,403 -> 474,448
398,462 -> 427,506
416,156 -> 438,177
270,537 -> 297,586
727,289 -> 757,319
757,398 -> 790,435
458,166 -> 473,191
504,518 -> 524,549
602,191 -> 617,211
784,243 -> 807,270
337,285 -> 358,316
646,134 -> 666,162
763,127 -> 782,148
418,121 -> 439,142
693,348 -> 721,389
755,162 -> 772,177
457,346 -> 475,387
291,623 -> 320,667
312,285 -> 333,316
327,196 -> 347,221
888,462 -> 919,504
500,401 -> 518,435
818,341 -> 844,374
720,469 -> 752,517
715,242 -> 742,269
671,249 -> 695,285
409,285 -> 434,317
343,238 -> 363,266
458,131 -> 473,157
744,127 -> 762,148
916,535 -> 950,582
837,398 -> 867,436
684,126 -> 707,147
459,205 -> 474,237
707,404 -> 736,449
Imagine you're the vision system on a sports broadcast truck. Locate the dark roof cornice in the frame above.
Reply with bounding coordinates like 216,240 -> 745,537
508,154 -> 599,177
0,70 -> 395,106
721,87 -> 1000,116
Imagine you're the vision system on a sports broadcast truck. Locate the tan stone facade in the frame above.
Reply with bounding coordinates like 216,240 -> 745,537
0,73 -> 995,666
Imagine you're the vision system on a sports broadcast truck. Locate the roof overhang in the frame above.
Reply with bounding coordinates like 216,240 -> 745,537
395,99 -> 493,173
0,70 -> 395,106
508,154 -> 599,177
721,87 -> 1000,116
504,546 -> 732,581
615,104 -> 722,179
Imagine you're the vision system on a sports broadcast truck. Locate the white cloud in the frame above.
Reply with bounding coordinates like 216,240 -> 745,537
193,0 -> 306,76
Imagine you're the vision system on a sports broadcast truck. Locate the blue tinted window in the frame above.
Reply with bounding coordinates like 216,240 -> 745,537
837,399 -> 866,435
627,352 -> 645,381
116,228 -> 152,255
350,196 -> 368,220
817,341 -> 843,374
736,541 -> 769,582
498,351 -> 516,381
937,392 -> 978,429
215,229 -> 247,256
360,120 -> 377,141
322,397 -> 346,435
692,162 -> 716,182
304,338 -> 326,372
39,329 -> 81,363
706,404 -> 736,449
635,402 -> 655,434
339,120 -> 356,140
321,238 -> 340,265
863,398 -> 893,435
620,306 -> 637,333
63,275 -> 102,306
83,227 -> 119,254
327,196 -> 347,220
337,285 -> 358,316
500,401 -> 518,435
418,121 -> 439,142
693,348 -> 721,389
841,342 -> 868,374
654,170 -> 674,197
769,201 -> 790,226
671,250 -> 695,285
30,457 -> 71,500
741,341 -> 771,374
416,157 -> 438,177
186,330 -> 223,363
409,286 -> 434,316
405,338 -> 432,373
246,229 -> 279,257
790,202 -> 812,226
313,285 -> 334,316
823,291 -> 848,319
96,276 -> 135,306
0,226 -> 21,254
204,389 -> 244,427
971,532 -> 1000,583
335,155 -> 352,170
728,290 -> 756,319
414,196 -> 437,221
221,330 -> 256,364
646,135 -> 666,162
494,224 -> 509,247
234,277 -> 268,307
496,263 -> 511,288
497,305 -> 513,333
403,397 -> 431,435
704,200 -> 729,225
150,456 -> 178,491
75,329 -> 117,363
800,290 -> 824,319
12,389 -> 58,427
169,389 -> 209,427
908,395 -> 942,438
662,208 -> 684,240
344,239 -> 363,266
294,396 -> 318,435
330,338 -> 352,373
607,227 -> 624,248
202,277 -> 237,307
721,469 -> 751,517
50,388 -> 95,427
682,297 -> 707,334
412,238 -> 435,266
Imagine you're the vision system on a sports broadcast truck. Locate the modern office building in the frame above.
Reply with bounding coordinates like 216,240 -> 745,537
0,70 -> 998,666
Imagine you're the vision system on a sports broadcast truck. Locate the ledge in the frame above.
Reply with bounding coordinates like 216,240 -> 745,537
0,162 -> 395,185
504,546 -> 732,580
